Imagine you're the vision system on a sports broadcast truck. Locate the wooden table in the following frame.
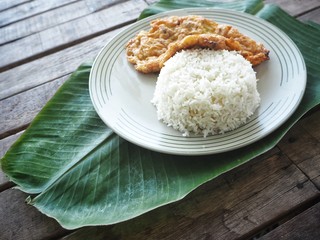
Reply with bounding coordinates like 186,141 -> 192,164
1,0 -> 320,239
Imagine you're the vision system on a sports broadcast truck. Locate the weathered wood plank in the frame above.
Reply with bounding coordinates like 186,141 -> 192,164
220,166 -> 318,238
0,30 -> 121,136
0,24 -> 123,101
0,0 -> 147,72
298,155 -> 320,188
265,0 -> 320,16
260,202 -> 320,240
301,110 -> 320,142
278,123 -> 320,165
84,0 -> 127,12
297,112 -> 320,188
0,0 -> 78,27
0,132 -> 22,187
0,171 -> 9,189
0,189 -> 68,240
60,150 -> 320,240
0,0 -> 30,12
0,30 -> 120,184
277,111 -> 320,188
0,1 -> 91,45
0,76 -> 67,138
298,8 -> 320,24
314,176 -> 320,190
0,132 -> 22,161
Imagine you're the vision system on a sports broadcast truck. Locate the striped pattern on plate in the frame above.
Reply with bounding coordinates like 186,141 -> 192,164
89,8 -> 306,155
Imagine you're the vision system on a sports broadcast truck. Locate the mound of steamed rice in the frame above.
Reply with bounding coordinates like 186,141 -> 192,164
151,49 -> 260,137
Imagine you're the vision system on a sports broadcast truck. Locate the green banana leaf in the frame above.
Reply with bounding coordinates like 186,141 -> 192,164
1,0 -> 320,230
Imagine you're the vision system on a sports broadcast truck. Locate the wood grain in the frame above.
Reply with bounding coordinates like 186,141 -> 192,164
0,1 -> 91,45
278,123 -> 320,164
298,8 -> 320,24
277,112 -> 320,187
313,176 -> 320,190
0,76 -> 67,138
0,0 -> 78,27
0,132 -> 22,186
278,117 -> 320,164
0,189 -> 68,240
261,202 -> 320,240
0,28 -> 123,139
0,0 -> 32,12
0,0 -> 147,71
301,111 -> 320,141
0,132 -> 22,161
0,26 -> 122,101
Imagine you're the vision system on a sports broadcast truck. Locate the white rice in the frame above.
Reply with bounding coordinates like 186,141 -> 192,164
151,49 -> 260,137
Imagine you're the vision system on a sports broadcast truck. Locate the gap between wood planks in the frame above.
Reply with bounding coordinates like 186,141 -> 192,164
0,0 -> 32,13
0,0 -> 138,47
295,5 -> 320,19
0,0 -> 149,72
0,181 -> 15,192
0,19 -> 135,73
245,109 -> 320,239
0,0 -> 79,28
0,1 -> 91,47
245,195 -> 320,240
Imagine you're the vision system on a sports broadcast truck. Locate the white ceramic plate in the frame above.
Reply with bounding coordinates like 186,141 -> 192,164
89,8 -> 306,155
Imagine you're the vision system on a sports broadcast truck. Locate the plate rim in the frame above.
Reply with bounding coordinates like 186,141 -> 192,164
89,8 -> 307,156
